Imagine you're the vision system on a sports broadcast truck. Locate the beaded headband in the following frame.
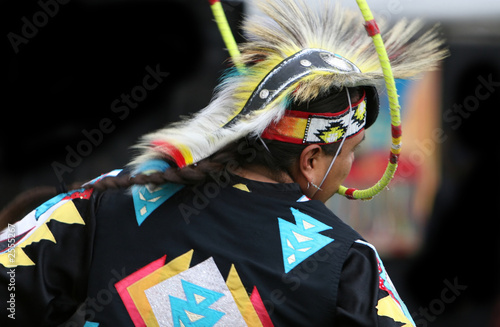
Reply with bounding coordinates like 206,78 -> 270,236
261,92 -> 367,144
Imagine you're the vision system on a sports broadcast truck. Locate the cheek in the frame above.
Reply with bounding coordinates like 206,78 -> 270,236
328,154 -> 354,185
340,152 -> 355,178
348,151 -> 355,165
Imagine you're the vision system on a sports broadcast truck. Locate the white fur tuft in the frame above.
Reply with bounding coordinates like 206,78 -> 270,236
130,0 -> 447,170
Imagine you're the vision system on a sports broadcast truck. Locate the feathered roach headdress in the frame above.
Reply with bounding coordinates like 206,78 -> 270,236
131,0 -> 447,199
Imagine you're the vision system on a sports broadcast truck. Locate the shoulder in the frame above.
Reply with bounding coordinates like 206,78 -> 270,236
337,239 -> 416,327
296,199 -> 363,245
0,170 -> 122,268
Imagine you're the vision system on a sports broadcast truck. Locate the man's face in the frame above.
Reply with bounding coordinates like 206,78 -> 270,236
309,130 -> 365,203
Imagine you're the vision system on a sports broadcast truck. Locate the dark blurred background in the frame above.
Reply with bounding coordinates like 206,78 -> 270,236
403,41 -> 500,327
1,0 -> 245,207
2,0 -> 500,326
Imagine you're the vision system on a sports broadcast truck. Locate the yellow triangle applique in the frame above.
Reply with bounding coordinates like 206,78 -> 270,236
233,184 -> 251,193
19,223 -> 56,248
226,264 -> 263,327
0,223 -> 57,268
0,247 -> 35,268
47,201 -> 85,226
377,295 -> 414,327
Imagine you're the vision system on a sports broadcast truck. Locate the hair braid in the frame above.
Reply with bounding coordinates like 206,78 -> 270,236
88,141 -> 240,192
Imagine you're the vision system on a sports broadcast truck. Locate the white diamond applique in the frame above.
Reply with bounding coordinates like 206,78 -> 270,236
292,231 -> 313,243
302,220 -> 315,230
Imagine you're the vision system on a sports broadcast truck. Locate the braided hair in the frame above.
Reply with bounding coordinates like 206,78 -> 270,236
89,86 -> 365,191
0,87 -> 363,229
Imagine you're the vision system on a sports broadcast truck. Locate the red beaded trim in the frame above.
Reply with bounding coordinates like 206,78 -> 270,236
364,19 -> 380,37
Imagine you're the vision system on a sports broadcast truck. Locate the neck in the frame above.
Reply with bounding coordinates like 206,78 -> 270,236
234,165 -> 294,184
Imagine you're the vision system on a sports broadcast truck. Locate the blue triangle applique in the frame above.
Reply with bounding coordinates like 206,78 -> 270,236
132,183 -> 184,226
278,208 -> 334,273
131,160 -> 184,226
170,279 -> 225,327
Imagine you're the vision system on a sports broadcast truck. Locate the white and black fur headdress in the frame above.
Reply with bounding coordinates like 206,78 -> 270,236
130,0 -> 447,170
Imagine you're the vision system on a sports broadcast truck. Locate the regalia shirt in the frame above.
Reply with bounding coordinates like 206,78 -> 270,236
0,169 -> 415,326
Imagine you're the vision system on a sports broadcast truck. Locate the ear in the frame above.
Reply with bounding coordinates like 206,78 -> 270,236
297,144 -> 323,181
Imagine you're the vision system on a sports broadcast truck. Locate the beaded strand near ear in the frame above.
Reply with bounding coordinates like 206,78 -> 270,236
311,88 -> 354,199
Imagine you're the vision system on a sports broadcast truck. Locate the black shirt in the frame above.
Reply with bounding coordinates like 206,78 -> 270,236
0,168 -> 415,326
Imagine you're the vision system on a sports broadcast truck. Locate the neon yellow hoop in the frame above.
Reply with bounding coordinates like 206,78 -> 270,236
337,0 -> 402,200
209,0 -> 244,69
209,0 -> 402,201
